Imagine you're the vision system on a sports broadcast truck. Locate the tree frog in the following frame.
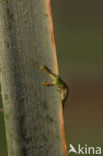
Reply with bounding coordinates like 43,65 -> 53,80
40,66 -> 69,109
0,66 -> 69,112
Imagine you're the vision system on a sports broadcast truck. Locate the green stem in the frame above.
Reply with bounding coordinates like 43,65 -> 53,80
0,0 -> 66,155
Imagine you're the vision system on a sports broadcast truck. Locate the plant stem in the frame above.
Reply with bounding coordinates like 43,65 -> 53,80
0,0 -> 67,155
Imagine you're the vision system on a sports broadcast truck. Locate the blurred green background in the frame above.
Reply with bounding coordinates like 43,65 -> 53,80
51,0 -> 103,155
0,0 -> 103,155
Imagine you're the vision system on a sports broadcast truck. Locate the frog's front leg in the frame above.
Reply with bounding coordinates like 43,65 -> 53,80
41,65 -> 56,87
40,66 -> 57,80
43,81 -> 54,87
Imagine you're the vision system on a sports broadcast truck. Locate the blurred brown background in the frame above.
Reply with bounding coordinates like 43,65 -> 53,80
51,0 -> 103,155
